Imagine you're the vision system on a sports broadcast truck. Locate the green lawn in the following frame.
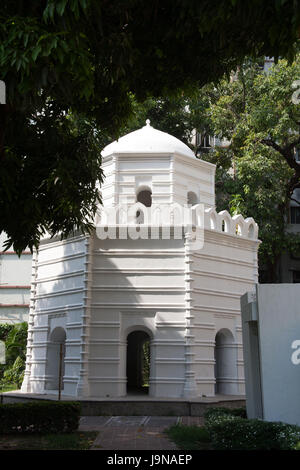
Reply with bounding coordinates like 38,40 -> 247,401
0,431 -> 97,450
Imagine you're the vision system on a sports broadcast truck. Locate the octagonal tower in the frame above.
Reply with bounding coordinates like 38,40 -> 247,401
22,122 -> 259,399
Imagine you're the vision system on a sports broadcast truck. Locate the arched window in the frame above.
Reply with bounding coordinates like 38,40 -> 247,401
221,219 -> 230,233
248,223 -> 255,238
187,191 -> 199,206
235,223 -> 242,236
136,188 -> 152,224
137,188 -> 152,207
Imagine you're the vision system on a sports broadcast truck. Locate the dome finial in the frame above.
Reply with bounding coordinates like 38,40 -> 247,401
145,119 -> 151,127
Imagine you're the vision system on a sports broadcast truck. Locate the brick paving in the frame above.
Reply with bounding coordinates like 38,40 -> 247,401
79,416 -> 205,450
91,426 -> 177,450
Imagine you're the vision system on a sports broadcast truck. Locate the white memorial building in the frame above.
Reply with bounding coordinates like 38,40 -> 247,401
22,121 -> 259,399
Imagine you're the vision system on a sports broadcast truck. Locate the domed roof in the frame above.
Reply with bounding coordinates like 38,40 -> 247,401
101,120 -> 195,159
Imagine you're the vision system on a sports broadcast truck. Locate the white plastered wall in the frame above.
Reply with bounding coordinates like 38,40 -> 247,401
22,235 -> 88,396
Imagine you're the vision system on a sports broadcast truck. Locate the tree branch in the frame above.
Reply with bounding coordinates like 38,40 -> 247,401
290,197 -> 300,205
260,137 -> 300,175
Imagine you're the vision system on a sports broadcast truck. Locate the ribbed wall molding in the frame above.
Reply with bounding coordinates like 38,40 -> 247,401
36,252 -> 85,267
34,270 -> 84,284
38,235 -> 85,250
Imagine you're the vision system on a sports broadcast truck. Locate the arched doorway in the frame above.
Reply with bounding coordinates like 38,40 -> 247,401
45,327 -> 66,390
214,329 -> 237,395
126,330 -> 150,394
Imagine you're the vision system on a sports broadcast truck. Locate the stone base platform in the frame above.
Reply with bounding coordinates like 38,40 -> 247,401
1,391 -> 245,416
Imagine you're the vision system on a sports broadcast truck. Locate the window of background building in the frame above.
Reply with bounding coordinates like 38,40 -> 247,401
196,132 -> 211,150
291,206 -> 300,224
292,271 -> 300,283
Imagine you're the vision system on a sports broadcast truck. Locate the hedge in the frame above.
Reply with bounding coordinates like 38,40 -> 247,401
204,406 -> 247,421
0,401 -> 81,434
208,417 -> 300,450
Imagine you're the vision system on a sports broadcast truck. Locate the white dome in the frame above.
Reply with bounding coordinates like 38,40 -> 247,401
102,120 -> 195,159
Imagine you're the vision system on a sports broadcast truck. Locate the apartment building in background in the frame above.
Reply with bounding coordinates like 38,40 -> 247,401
192,58 -> 300,283
0,232 -> 31,323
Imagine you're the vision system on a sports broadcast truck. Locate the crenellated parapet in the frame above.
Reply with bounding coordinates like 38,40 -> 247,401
204,208 -> 259,240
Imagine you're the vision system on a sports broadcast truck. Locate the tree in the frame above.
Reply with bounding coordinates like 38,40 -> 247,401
0,0 -> 299,253
0,322 -> 28,389
117,94 -> 196,145
198,56 -> 300,282
4,322 -> 28,364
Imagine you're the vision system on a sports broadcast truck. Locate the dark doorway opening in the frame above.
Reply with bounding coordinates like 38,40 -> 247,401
126,331 -> 150,394
45,327 -> 66,390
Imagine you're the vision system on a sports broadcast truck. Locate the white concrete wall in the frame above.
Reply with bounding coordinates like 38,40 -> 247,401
242,284 -> 300,426
22,235 -> 88,396
101,152 -> 215,209
173,156 -> 215,208
22,220 -> 258,399
0,232 -> 31,324
88,236 -> 186,398
191,229 -> 258,396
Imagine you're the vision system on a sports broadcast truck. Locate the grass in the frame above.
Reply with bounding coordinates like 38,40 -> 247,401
0,383 -> 19,393
0,431 -> 97,450
165,425 -> 212,450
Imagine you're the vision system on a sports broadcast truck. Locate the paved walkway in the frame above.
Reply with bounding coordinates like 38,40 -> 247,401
79,416 -> 204,450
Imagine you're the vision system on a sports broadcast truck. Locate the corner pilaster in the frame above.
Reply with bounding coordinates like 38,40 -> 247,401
21,248 -> 38,392
76,235 -> 94,397
183,231 -> 198,398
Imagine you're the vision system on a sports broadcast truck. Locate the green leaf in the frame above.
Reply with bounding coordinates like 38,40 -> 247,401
32,45 -> 42,61
56,0 -> 69,16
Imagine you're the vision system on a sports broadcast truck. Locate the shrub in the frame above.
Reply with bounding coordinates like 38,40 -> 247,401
0,401 -> 81,434
0,324 -> 15,342
165,425 -> 211,450
1,356 -> 25,389
204,407 -> 247,430
0,324 -> 15,380
209,418 -> 300,450
204,406 -> 247,421
205,412 -> 241,430
0,322 -> 28,384
5,322 -> 28,365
